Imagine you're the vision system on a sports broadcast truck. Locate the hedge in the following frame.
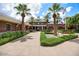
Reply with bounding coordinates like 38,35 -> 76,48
40,32 -> 78,46
0,31 -> 28,45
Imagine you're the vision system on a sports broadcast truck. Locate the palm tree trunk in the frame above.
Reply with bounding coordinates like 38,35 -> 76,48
76,24 -> 79,30
46,21 -> 48,30
21,17 -> 25,32
65,24 -> 67,30
53,17 -> 57,36
65,19 -> 67,31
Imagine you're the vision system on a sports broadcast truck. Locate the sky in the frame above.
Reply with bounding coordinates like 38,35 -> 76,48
0,3 -> 79,22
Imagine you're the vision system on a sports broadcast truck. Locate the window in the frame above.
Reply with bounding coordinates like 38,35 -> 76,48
6,24 -> 11,31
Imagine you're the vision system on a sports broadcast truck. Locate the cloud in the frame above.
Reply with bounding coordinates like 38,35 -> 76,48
66,6 -> 72,12
59,12 -> 66,18
0,3 -> 42,22
59,6 -> 73,23
57,6 -> 72,19
0,3 -> 21,20
28,3 -> 42,18
57,7 -> 72,24
42,10 -> 50,16
42,12 -> 45,16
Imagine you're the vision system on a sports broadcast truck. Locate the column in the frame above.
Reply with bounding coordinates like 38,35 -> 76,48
42,26 -> 43,31
35,26 -> 36,31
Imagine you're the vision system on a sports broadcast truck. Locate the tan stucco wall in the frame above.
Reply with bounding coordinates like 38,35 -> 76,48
0,21 -> 21,32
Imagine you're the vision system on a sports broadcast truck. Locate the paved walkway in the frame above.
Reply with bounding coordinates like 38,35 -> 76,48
40,38 -> 79,56
0,32 -> 40,56
0,32 -> 79,56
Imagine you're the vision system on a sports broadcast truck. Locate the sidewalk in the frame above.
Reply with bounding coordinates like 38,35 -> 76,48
0,32 -> 40,56
0,32 -> 79,56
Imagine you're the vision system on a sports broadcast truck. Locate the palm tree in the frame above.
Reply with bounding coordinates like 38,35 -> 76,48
14,4 -> 31,32
66,16 -> 75,30
66,17 -> 72,29
44,13 -> 50,23
64,17 -> 69,30
74,14 -> 79,30
37,16 -> 41,22
49,3 -> 63,36
65,13 -> 79,31
30,16 -> 35,24
44,13 -> 50,30
56,13 -> 62,24
30,16 -> 35,30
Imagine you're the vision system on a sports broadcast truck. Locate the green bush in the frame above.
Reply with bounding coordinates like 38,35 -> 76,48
42,29 -> 52,34
0,31 -> 28,45
40,32 -> 78,46
75,29 -> 79,33
40,32 -> 47,40
58,29 -> 75,34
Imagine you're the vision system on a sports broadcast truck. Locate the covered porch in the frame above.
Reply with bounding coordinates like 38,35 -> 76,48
30,25 -> 47,31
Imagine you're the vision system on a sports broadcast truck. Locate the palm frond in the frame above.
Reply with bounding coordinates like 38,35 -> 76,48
26,13 -> 31,15
14,5 -> 22,11
26,9 -> 30,11
49,8 -> 53,12
16,12 -> 20,15
56,7 -> 64,12
14,3 -> 31,17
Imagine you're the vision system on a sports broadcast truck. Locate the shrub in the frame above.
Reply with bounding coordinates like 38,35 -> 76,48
0,31 -> 28,45
42,29 -> 52,34
58,29 -> 75,34
75,29 -> 79,33
40,32 -> 78,46
40,32 -> 47,40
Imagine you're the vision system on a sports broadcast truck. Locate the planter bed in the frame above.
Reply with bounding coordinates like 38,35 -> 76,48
0,31 -> 28,45
40,32 -> 78,46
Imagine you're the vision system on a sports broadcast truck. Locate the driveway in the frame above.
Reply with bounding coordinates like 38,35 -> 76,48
0,32 -> 79,56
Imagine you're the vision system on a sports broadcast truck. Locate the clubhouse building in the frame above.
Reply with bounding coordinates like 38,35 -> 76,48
0,13 -> 65,32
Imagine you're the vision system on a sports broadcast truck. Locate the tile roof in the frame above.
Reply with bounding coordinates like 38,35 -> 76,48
0,13 -> 21,24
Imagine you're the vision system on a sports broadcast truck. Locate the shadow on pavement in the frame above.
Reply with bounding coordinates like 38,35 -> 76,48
11,36 -> 34,43
0,52 -> 10,56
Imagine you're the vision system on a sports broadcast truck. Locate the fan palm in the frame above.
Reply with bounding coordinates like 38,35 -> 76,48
66,16 -> 76,30
30,16 -> 34,24
14,4 -> 31,32
49,3 -> 63,36
56,13 -> 62,24
44,13 -> 50,23
74,14 -> 79,30
44,13 -> 50,30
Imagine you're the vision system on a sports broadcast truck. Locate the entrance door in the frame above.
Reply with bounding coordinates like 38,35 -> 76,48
36,27 -> 41,31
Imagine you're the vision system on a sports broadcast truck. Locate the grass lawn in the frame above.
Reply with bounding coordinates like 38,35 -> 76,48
40,32 -> 78,46
0,31 -> 28,45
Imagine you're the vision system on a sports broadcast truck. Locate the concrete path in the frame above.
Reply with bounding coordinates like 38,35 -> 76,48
0,32 -> 40,56
0,32 -> 79,56
40,38 -> 79,56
